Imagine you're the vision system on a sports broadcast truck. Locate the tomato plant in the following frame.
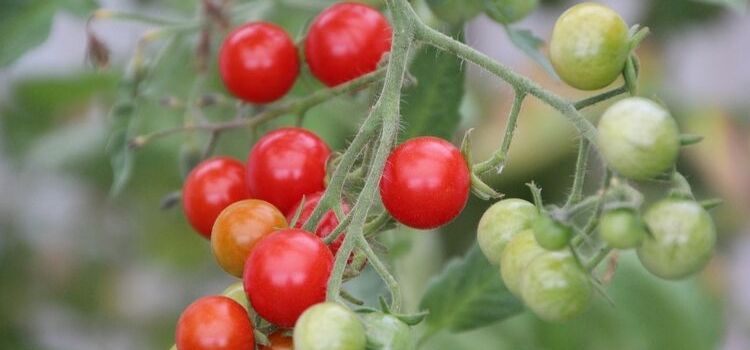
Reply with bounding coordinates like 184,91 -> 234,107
89,0 -> 723,347
219,22 -> 299,103
246,127 -> 331,214
243,229 -> 333,328
379,136 -> 471,229
304,2 -> 392,87
182,157 -> 249,238
211,199 -> 287,277
175,296 -> 254,350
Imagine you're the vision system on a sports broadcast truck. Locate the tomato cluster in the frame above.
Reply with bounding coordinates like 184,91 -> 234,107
219,2 -> 391,104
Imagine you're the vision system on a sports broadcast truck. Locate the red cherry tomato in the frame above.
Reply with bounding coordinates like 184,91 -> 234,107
219,22 -> 299,104
286,191 -> 350,256
246,128 -> 331,214
379,137 -> 470,229
304,2 -> 392,87
175,296 -> 254,350
259,331 -> 293,350
243,229 -> 333,327
182,157 -> 249,238
211,199 -> 288,277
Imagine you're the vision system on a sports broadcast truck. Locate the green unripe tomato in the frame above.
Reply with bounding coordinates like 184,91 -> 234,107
532,216 -> 573,251
477,198 -> 539,265
221,282 -> 249,310
483,0 -> 539,24
294,303 -> 366,350
500,229 -> 546,297
597,97 -> 680,180
599,209 -> 646,249
520,251 -> 592,322
362,312 -> 415,350
426,0 -> 483,25
637,199 -> 716,280
549,3 -> 630,90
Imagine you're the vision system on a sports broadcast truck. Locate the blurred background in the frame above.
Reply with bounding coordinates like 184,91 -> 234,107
0,0 -> 748,349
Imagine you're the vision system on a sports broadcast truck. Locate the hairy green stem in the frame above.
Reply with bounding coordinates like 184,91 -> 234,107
358,235 -> 403,311
412,17 -> 598,145
564,138 -> 590,208
573,85 -> 627,110
473,91 -> 526,174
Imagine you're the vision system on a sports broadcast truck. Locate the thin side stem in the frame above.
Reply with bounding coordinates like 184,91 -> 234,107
131,68 -> 386,148
358,235 -> 402,311
564,138 -> 590,208
473,91 -> 526,174
573,85 -> 627,110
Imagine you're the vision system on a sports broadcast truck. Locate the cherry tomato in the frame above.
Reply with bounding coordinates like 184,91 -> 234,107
293,302 -> 367,350
304,2 -> 392,87
532,216 -> 573,251
520,251 -> 592,322
426,0 -> 483,24
598,97 -> 680,180
483,0 -> 539,24
182,157 -> 249,239
219,22 -> 299,104
362,312 -> 415,350
500,229 -> 546,297
175,296 -> 254,350
243,229 -> 333,327
287,191 -> 350,256
477,198 -> 538,265
637,199 -> 716,280
211,199 -> 288,277
260,331 -> 293,350
379,137 -> 470,229
246,128 -> 331,214
599,208 -> 646,249
549,3 -> 630,90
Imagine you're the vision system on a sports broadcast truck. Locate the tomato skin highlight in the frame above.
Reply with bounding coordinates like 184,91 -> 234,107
287,191 -> 351,256
243,229 -> 334,328
246,128 -> 331,214
175,296 -> 255,350
182,157 -> 249,239
379,137 -> 470,230
219,22 -> 299,104
211,199 -> 288,277
305,2 -> 392,87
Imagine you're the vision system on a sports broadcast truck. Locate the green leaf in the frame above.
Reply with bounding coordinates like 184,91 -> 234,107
691,0 -> 747,12
504,26 -> 559,79
0,0 -> 97,67
419,245 -> 523,333
400,31 -> 465,140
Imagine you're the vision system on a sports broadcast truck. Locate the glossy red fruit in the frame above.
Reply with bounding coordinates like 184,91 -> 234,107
175,296 -> 254,350
182,157 -> 249,238
219,22 -> 299,104
304,2 -> 392,87
379,137 -> 471,229
243,229 -> 334,327
246,128 -> 331,214
287,191 -> 351,256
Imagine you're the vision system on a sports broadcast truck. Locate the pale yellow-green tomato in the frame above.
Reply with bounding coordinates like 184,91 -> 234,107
500,229 -> 546,297
221,281 -> 249,310
638,199 -> 716,280
520,251 -> 592,322
597,97 -> 680,180
549,3 -> 630,90
477,198 -> 539,265
294,303 -> 366,350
